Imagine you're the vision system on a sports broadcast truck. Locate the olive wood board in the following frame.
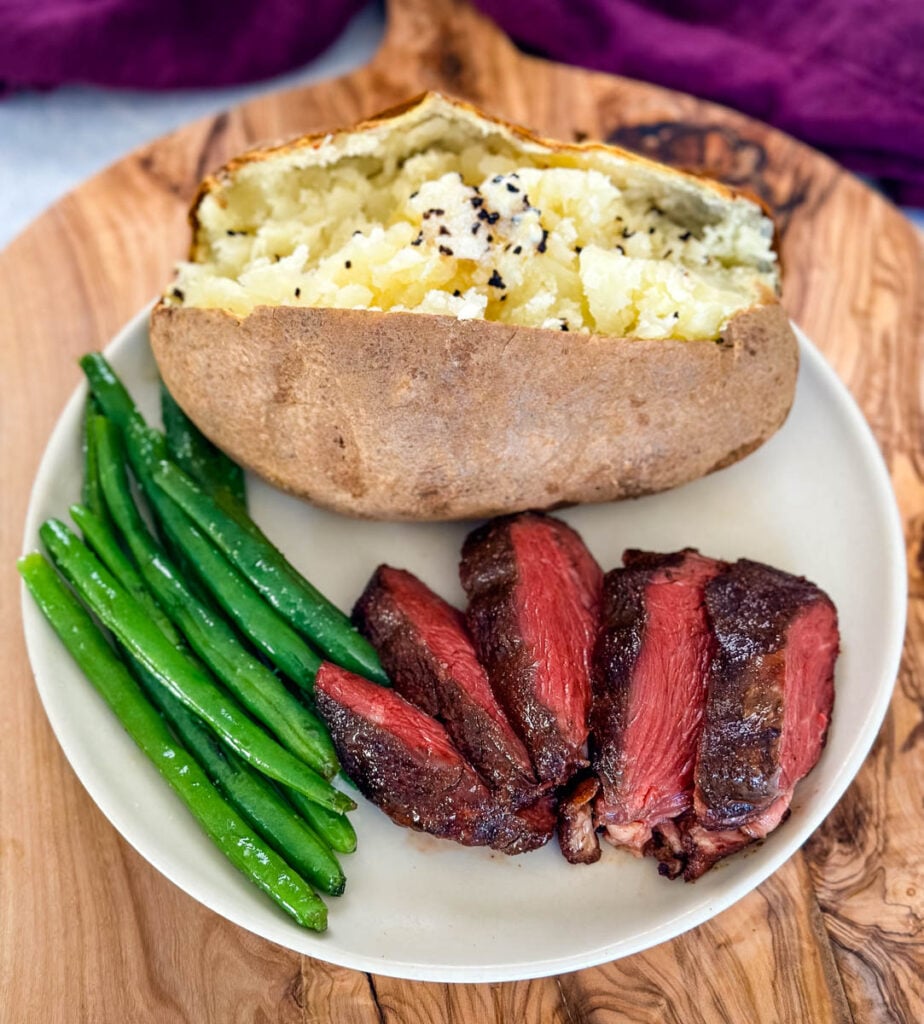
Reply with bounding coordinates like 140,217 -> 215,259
1,0 -> 922,1020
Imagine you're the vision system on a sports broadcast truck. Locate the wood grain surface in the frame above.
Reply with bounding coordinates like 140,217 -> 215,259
2,0 -> 922,1020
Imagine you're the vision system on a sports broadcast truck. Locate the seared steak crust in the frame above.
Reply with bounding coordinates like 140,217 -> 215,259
353,565 -> 540,806
697,559 -> 837,829
650,801 -> 793,881
315,663 -> 551,854
353,566 -> 441,718
643,559 -> 839,880
460,512 -> 602,787
557,772 -> 602,865
589,562 -> 647,797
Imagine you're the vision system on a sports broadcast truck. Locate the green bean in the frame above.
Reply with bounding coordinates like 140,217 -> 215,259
137,673 -> 345,896
80,352 -> 385,684
17,552 -> 328,930
283,787 -> 358,855
119,441 -> 325,696
39,519 -> 354,813
80,357 -> 250,594
152,461 -> 388,685
80,353 -> 137,424
81,401 -> 111,525
161,382 -> 246,506
79,352 -> 165,478
86,384 -> 214,609
70,502 -> 182,648
78,372 -> 197,589
153,490 -> 324,696
79,495 -> 348,883
93,419 -> 338,778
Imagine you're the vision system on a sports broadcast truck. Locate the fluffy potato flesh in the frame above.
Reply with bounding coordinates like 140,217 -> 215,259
171,96 -> 778,341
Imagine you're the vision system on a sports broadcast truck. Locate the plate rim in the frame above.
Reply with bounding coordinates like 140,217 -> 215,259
19,307 -> 907,982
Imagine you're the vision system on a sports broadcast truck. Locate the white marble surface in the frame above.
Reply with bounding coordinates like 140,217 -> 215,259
1,0 -> 919,252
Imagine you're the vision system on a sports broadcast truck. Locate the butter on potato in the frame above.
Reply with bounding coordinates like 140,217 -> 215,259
152,94 -> 797,521
171,96 -> 777,342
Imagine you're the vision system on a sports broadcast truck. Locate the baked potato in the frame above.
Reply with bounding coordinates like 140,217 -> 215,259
151,92 -> 797,520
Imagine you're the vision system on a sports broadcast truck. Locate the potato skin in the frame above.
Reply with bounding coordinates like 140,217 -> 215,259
149,302 -> 798,521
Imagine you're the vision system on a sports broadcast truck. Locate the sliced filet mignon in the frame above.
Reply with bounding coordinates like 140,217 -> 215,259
460,512 -> 603,787
352,565 -> 540,806
652,559 -> 838,880
591,549 -> 724,854
314,662 -> 552,854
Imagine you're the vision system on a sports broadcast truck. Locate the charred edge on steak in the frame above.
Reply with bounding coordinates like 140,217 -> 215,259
460,512 -> 603,788
647,558 -> 838,880
696,559 -> 838,829
591,550 -> 725,855
557,771 -> 602,864
649,804 -> 792,881
352,565 -> 542,808
314,662 -> 553,854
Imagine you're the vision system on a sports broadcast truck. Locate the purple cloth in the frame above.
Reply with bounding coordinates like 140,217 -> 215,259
0,0 -> 365,90
1,1 -> 922,203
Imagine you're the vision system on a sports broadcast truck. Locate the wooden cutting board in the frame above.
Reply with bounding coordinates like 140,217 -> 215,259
2,0 -> 922,1019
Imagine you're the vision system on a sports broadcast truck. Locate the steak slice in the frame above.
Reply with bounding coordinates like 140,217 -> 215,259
650,802 -> 792,881
460,512 -> 603,787
314,663 -> 552,854
652,559 -> 838,880
557,772 -> 602,865
592,549 -> 724,855
352,565 -> 540,806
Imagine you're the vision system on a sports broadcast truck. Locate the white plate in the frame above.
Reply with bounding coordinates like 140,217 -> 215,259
21,309 -> 906,982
